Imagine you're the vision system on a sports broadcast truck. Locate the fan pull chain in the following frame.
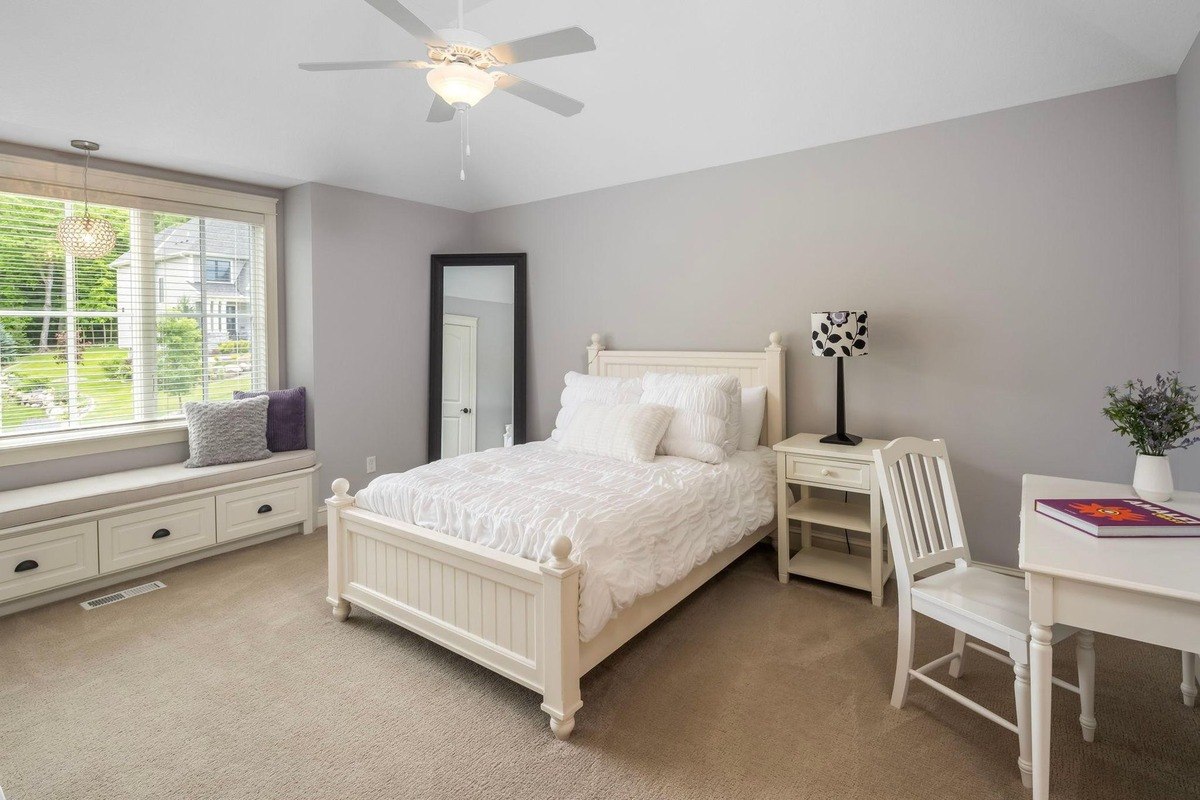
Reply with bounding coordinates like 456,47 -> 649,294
464,108 -> 471,157
459,109 -> 466,181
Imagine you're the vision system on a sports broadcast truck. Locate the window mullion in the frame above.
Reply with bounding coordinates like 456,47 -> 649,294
198,218 -> 209,401
130,208 -> 156,420
63,202 -> 81,428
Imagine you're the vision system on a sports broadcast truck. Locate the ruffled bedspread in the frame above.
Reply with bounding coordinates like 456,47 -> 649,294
354,442 -> 776,641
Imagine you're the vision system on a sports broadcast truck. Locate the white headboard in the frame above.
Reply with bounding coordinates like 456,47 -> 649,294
587,333 -> 787,446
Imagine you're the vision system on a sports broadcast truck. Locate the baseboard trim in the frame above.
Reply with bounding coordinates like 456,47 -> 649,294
0,525 -> 302,618
797,526 -> 1021,578
316,505 -> 327,529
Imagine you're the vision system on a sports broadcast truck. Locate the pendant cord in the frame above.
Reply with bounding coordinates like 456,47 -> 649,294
82,149 -> 91,217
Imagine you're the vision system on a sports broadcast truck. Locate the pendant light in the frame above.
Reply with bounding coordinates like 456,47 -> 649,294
56,140 -> 116,260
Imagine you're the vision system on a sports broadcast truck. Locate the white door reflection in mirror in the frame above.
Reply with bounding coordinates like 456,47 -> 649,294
441,314 -> 476,459
439,264 -> 516,458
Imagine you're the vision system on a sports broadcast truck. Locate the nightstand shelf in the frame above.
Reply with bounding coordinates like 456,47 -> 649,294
786,497 -> 872,533
774,432 -> 895,606
787,548 -> 876,592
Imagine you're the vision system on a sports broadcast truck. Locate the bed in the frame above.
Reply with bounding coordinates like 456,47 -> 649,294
325,333 -> 787,738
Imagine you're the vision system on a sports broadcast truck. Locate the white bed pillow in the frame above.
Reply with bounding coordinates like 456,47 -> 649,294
550,371 -> 642,442
739,385 -> 768,450
640,372 -> 741,463
558,402 -> 673,463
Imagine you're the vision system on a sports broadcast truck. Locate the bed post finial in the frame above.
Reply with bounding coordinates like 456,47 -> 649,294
548,535 -> 574,570
767,331 -> 783,350
587,334 -> 605,376
331,478 -> 351,501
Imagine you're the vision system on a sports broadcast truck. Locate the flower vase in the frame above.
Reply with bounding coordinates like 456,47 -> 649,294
1132,454 -> 1173,503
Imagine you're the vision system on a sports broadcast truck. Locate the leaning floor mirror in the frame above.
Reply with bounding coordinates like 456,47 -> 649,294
428,253 -> 527,462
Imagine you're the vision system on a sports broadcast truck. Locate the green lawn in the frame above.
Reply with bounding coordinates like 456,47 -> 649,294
1,345 -> 251,433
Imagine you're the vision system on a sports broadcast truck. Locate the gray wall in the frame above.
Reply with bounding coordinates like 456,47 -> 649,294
471,78 -> 1185,567
1178,33 -> 1200,489
285,183 -> 472,497
443,295 -> 515,451
0,141 -> 284,492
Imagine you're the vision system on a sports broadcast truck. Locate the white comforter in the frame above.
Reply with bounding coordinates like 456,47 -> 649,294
354,442 -> 776,641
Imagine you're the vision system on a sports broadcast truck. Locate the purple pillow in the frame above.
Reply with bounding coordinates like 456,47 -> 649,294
233,387 -> 307,452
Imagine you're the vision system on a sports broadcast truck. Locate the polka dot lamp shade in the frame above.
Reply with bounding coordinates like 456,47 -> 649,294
811,311 -> 868,357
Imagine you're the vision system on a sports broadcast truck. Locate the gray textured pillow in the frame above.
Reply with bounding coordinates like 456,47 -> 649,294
184,395 -> 271,468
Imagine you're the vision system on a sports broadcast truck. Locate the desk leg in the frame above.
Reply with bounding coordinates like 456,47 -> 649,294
870,485 -> 883,607
1030,620 -> 1054,800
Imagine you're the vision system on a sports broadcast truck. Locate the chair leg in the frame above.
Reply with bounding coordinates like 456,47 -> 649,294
949,629 -> 967,678
1183,652 -> 1198,708
892,601 -> 916,709
1076,631 -> 1096,742
1014,659 -> 1033,789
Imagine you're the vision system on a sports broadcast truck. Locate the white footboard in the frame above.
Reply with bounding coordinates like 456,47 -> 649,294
325,479 -> 582,738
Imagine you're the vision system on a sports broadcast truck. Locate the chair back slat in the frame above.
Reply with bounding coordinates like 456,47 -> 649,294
873,438 -> 972,591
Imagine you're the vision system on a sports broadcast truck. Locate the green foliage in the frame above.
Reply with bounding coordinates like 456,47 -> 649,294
99,353 -> 133,381
156,314 -> 202,407
0,325 -> 16,367
1102,372 -> 1200,456
216,339 -> 250,355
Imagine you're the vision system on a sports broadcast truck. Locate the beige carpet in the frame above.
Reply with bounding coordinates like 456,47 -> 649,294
1,530 -> 1196,800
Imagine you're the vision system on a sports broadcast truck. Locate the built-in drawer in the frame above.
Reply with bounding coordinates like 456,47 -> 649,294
98,498 -> 216,573
785,454 -> 872,491
216,475 -> 310,543
0,522 -> 99,603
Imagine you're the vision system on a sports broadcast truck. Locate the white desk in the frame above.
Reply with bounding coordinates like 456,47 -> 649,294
1019,475 -> 1200,800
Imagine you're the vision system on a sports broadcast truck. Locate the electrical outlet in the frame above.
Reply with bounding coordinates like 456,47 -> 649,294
365,456 -> 376,474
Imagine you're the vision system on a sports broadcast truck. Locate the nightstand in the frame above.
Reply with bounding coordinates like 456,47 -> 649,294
773,432 -> 894,606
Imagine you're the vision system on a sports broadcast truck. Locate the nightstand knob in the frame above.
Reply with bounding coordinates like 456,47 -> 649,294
821,468 -> 832,477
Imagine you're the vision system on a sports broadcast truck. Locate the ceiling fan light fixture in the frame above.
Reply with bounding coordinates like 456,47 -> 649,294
426,62 -> 494,108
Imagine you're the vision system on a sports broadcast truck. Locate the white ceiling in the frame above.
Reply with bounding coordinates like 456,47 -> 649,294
3,1 -> 1198,212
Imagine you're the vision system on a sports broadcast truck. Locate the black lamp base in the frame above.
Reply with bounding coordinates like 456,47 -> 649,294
820,431 -> 862,446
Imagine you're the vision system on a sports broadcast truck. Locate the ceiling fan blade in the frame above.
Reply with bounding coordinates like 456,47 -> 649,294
360,0 -> 446,47
487,26 -> 595,65
427,96 -> 457,123
299,59 -> 430,71
494,74 -> 584,117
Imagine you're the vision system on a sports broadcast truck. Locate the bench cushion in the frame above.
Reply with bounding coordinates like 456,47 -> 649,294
0,450 -> 317,530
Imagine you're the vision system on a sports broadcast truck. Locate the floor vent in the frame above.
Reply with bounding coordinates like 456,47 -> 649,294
80,580 -> 166,610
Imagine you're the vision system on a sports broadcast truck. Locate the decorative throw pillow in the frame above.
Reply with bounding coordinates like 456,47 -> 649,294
184,395 -> 271,468
233,387 -> 307,452
739,385 -> 768,450
640,372 -> 741,463
550,371 -> 642,441
558,402 -> 674,463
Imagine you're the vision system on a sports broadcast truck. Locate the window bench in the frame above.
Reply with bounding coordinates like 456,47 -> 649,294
0,450 -> 317,614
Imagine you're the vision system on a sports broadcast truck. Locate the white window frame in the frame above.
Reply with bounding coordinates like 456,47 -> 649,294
0,153 -> 279,466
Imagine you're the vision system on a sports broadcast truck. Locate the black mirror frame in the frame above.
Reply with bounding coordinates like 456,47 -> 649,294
428,253 -> 528,463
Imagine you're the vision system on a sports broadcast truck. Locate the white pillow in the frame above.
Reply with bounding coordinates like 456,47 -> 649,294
551,372 -> 642,442
558,402 -> 673,463
739,385 -> 768,450
640,372 -> 741,464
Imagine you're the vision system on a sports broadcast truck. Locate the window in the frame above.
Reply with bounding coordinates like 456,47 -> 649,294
0,191 -> 269,440
204,258 -> 232,282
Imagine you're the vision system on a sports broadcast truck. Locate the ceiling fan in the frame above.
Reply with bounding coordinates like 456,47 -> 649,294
300,0 -> 595,179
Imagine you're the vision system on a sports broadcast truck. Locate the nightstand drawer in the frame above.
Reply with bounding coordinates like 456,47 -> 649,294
785,455 -> 872,491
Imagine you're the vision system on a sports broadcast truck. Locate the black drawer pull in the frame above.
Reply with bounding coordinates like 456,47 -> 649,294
14,559 -> 38,573
151,528 -> 171,540
257,504 -> 273,514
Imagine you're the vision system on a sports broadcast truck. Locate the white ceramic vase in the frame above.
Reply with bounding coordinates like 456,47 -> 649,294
1132,454 -> 1173,502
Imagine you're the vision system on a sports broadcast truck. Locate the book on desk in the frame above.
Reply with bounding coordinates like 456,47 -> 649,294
1035,498 -> 1200,538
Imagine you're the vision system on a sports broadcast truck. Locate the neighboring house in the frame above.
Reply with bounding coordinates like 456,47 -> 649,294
110,217 -> 255,349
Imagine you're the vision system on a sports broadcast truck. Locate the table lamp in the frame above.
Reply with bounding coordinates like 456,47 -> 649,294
811,310 -> 868,445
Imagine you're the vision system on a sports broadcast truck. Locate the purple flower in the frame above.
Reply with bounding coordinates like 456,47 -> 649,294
829,311 -> 849,326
